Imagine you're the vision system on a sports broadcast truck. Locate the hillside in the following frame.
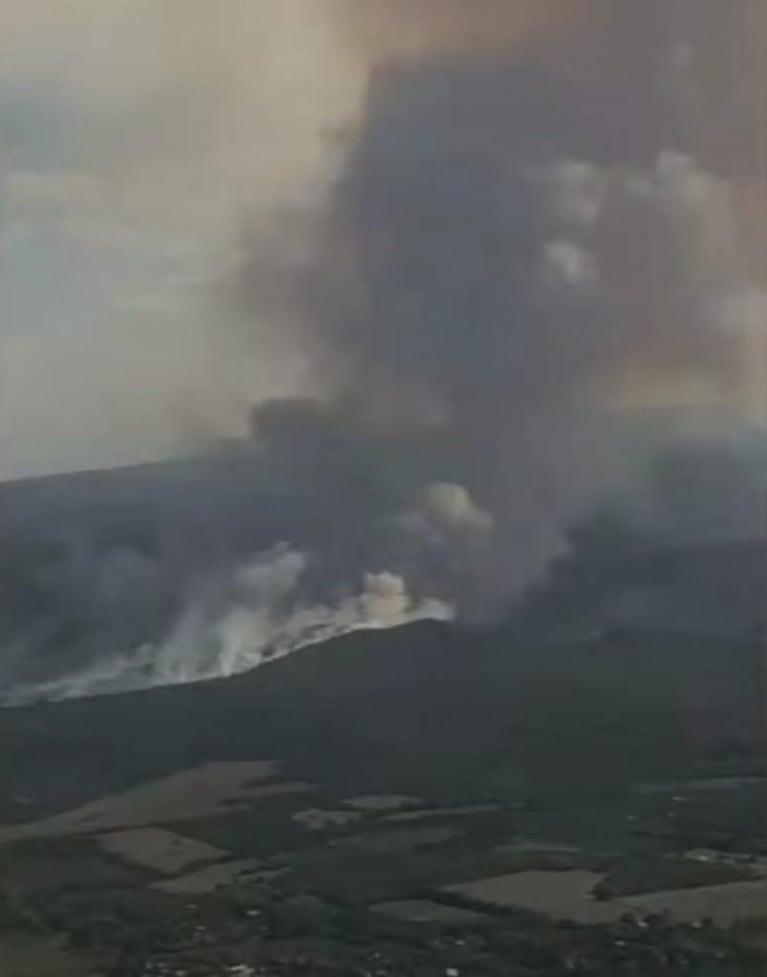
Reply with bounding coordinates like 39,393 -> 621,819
2,451 -> 764,821
2,604 -> 761,824
2,537 -> 764,976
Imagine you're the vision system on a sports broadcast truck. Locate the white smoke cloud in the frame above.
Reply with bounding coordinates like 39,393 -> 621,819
648,151 -> 739,284
536,160 -> 606,230
421,483 -> 493,536
541,240 -> 600,296
527,150 -> 764,417
1,545 -> 452,706
398,482 -> 493,548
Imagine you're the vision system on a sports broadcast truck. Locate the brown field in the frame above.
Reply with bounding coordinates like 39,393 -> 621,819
0,762 -> 314,842
446,870 -> 767,925
445,870 -> 613,923
97,827 -> 227,874
153,859 -> 286,895
624,881 -> 767,924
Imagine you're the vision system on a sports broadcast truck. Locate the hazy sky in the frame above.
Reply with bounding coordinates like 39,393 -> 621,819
1,1 -> 366,478
2,1 -> 765,480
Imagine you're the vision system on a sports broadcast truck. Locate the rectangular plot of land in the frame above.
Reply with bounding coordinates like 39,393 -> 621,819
445,870 -> 615,923
624,880 -> 767,924
97,827 -> 227,875
0,762 -> 314,842
153,858 -> 283,895
446,871 -> 767,926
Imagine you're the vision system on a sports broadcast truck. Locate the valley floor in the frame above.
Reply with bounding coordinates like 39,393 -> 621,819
2,760 -> 767,976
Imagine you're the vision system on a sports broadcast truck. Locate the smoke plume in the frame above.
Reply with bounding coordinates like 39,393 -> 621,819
1,544 -> 450,706
232,2 -> 767,603
3,1 -> 766,701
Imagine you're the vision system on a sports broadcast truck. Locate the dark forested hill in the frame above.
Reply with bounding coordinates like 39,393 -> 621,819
1,606 -> 761,823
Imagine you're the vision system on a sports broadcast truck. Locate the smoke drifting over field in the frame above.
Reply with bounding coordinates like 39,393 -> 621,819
2,1 -> 766,700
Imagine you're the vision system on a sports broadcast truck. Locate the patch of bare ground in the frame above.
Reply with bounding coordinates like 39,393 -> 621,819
446,870 -> 767,925
445,870 -> 614,923
623,880 -> 767,924
96,827 -> 227,874
152,859 -> 287,895
0,762 -> 314,842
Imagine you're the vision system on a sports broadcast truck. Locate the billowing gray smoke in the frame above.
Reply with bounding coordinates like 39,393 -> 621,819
234,9 -> 766,608
3,0 -> 766,703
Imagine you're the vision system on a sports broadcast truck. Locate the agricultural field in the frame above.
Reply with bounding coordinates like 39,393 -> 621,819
0,761 -> 315,842
3,762 -> 767,974
152,858 -> 281,895
96,827 -> 226,875
444,867 -> 767,927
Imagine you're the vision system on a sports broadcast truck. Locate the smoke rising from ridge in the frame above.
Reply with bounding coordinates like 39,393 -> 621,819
1,544 -> 451,706
3,1 -> 767,700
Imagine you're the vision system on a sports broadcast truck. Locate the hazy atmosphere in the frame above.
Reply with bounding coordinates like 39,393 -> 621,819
5,7 -> 767,975
2,0 -> 766,700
